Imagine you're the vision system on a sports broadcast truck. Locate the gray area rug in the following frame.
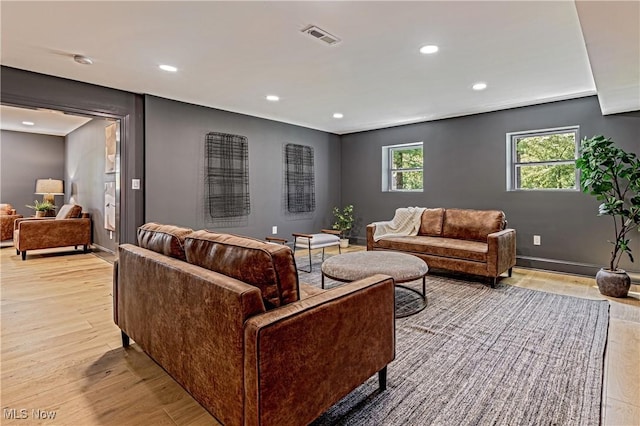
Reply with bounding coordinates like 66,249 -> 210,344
298,254 -> 610,425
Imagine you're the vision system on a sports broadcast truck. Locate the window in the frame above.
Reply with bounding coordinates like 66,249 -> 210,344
507,127 -> 579,191
382,142 -> 423,191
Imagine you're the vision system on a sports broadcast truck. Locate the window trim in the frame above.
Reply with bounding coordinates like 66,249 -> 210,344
382,141 -> 424,192
506,126 -> 580,191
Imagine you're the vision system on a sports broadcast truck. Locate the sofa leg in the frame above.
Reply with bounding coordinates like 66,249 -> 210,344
491,277 -> 497,288
21,251 -> 26,261
121,331 -> 130,348
378,366 -> 387,391
16,249 -> 19,255
508,267 -> 513,277
83,244 -> 89,253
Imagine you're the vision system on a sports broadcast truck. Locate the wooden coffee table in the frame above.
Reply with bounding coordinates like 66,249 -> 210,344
321,251 -> 428,318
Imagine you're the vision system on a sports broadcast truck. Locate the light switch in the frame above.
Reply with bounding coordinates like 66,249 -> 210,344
132,179 -> 141,190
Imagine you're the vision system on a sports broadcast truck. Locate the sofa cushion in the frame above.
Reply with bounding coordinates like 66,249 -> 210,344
185,230 -> 299,310
419,208 -> 445,236
442,209 -> 505,242
137,222 -> 193,261
374,235 -> 488,262
56,204 -> 82,219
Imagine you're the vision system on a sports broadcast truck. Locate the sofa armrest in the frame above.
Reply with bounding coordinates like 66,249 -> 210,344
366,224 -> 376,250
487,228 -> 517,276
244,274 -> 395,426
14,216 -> 48,230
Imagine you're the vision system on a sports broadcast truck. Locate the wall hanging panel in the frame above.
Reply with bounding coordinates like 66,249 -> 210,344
205,132 -> 250,226
283,143 -> 315,218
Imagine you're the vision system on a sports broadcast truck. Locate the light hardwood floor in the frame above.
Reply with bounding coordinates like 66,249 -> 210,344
1,246 -> 639,425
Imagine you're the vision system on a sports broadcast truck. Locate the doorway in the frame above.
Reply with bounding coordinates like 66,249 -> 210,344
0,104 -> 122,253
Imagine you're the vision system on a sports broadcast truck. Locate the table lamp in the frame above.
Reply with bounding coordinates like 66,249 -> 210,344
35,178 -> 64,205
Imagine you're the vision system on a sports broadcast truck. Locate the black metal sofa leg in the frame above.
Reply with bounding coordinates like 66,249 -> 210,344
121,331 -> 130,348
508,267 -> 513,277
21,251 -> 26,261
378,366 -> 387,391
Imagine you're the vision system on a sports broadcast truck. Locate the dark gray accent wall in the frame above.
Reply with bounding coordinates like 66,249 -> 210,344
1,66 -> 144,244
144,96 -> 341,239
341,96 -> 640,276
66,119 -> 117,252
0,130 -> 65,217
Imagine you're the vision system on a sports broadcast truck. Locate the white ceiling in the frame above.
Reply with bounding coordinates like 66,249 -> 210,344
0,105 -> 92,136
0,1 -> 637,135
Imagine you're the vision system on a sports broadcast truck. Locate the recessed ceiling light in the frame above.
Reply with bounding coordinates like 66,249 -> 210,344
73,54 -> 93,65
22,121 -> 35,126
266,95 -> 280,102
333,113 -> 344,119
472,82 -> 487,91
159,64 -> 178,72
419,45 -> 439,54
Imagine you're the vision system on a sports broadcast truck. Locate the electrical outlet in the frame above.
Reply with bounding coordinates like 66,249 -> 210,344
272,226 -> 277,234
131,179 -> 141,190
533,235 -> 541,246
109,231 -> 113,240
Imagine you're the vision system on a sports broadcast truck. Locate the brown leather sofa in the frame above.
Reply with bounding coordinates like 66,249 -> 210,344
1,203 -> 22,241
114,223 -> 395,426
367,208 -> 516,286
14,204 -> 91,260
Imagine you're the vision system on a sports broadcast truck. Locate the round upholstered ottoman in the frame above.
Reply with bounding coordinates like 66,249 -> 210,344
321,251 -> 428,318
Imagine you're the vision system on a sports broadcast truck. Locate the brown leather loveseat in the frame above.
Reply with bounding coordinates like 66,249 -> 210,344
14,204 -> 91,260
114,223 -> 395,426
367,208 -> 516,286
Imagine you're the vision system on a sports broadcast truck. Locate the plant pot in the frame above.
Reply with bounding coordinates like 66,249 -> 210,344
339,238 -> 349,249
35,211 -> 45,218
595,268 -> 631,298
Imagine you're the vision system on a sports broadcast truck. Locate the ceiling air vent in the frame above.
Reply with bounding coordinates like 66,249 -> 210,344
301,25 -> 341,46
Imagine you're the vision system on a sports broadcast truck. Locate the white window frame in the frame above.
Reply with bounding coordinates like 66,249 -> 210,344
382,142 -> 424,192
506,126 -> 580,191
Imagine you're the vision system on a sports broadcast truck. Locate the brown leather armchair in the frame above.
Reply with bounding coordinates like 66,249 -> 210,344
14,204 -> 91,260
1,204 -> 23,241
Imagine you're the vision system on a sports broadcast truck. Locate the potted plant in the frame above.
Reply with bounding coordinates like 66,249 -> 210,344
576,135 -> 640,297
332,204 -> 355,248
26,200 -> 56,218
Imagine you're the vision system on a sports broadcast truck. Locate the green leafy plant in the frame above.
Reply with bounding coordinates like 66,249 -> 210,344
332,205 -> 354,239
26,200 -> 55,212
576,135 -> 640,271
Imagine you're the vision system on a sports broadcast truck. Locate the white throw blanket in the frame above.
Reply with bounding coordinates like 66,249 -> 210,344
373,207 -> 426,242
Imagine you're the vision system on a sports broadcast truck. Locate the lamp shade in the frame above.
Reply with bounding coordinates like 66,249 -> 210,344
35,178 -> 64,195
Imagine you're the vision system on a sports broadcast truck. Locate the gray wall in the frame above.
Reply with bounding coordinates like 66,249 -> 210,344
340,96 -> 640,276
145,96 -> 341,240
0,130 -> 65,217
66,119 -> 117,252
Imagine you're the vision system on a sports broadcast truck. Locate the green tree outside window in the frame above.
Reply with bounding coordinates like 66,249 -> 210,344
391,146 -> 423,190
512,130 -> 578,190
